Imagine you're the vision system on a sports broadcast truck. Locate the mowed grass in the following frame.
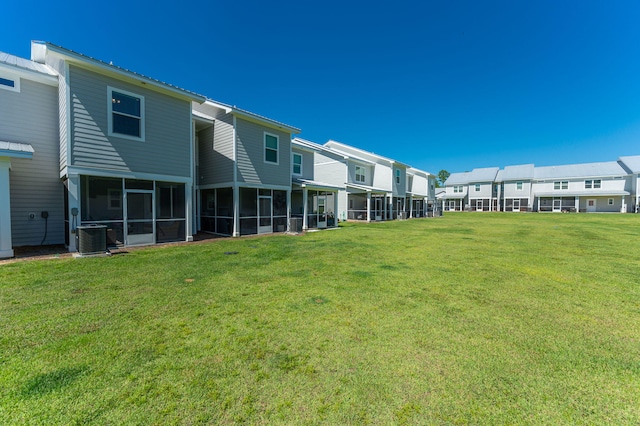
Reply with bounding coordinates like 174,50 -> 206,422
1,213 -> 639,424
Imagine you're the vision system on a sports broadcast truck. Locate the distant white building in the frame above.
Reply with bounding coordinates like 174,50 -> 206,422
443,157 -> 640,213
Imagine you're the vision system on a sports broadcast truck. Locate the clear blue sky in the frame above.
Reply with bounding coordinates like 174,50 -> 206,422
3,1 -> 640,174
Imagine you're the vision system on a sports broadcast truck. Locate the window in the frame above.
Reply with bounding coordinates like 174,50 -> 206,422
453,185 -> 463,193
108,87 -> 144,140
264,133 -> 279,164
355,166 -> 365,183
554,181 -> 568,190
516,181 -> 523,190
292,153 -> 302,175
608,198 -> 614,205
108,189 -> 122,210
475,184 -> 480,192
593,179 -> 601,188
585,180 -> 592,189
0,75 -> 19,92
395,169 -> 401,184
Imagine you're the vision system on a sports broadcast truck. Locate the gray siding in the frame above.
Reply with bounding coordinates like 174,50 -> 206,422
69,65 -> 192,177
236,118 -> 291,187
197,115 -> 235,185
291,147 -> 314,180
1,79 -> 65,246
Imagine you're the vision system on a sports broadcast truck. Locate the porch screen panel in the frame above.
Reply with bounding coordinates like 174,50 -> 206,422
156,182 -> 186,243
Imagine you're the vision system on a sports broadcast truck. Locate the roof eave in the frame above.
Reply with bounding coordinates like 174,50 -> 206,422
33,41 -> 206,103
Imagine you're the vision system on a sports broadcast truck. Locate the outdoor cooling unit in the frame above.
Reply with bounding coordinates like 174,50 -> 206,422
77,225 -> 107,255
289,217 -> 302,233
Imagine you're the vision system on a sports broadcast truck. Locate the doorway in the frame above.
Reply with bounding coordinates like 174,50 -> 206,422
125,190 -> 154,246
258,194 -> 272,234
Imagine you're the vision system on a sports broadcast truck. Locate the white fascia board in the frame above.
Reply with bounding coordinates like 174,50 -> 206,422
0,62 -> 58,86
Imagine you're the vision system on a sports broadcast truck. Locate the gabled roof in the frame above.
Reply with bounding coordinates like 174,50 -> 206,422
467,167 -> 500,183
444,171 -> 471,185
619,155 -> 640,174
204,99 -> 300,134
292,137 -> 348,160
324,140 -> 411,168
534,161 -> 628,180
498,164 -> 534,181
31,41 -> 206,102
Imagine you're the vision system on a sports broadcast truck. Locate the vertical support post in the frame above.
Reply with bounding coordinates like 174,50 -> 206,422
66,174 -> 80,252
185,182 -> 193,241
286,189 -> 292,231
0,159 -> 14,258
575,196 -> 580,213
366,192 -> 371,223
232,185 -> 240,237
302,188 -> 308,230
409,195 -> 414,218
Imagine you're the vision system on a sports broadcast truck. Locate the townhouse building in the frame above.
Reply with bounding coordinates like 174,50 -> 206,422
324,140 -> 411,221
193,100 -> 300,237
443,158 -> 640,213
1,41 -> 301,257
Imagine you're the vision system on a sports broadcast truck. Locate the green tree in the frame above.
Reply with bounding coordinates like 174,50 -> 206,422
436,169 -> 450,187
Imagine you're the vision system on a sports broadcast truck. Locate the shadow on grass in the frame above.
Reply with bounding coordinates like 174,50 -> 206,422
21,366 -> 87,397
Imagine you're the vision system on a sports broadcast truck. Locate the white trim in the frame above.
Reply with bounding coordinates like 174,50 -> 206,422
292,152 -> 302,176
64,165 -> 192,184
264,131 -> 279,165
64,62 -> 72,171
0,72 -> 20,92
107,86 -> 145,142
0,62 -> 58,87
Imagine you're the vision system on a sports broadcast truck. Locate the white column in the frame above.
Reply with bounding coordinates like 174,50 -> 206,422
66,174 -> 81,252
497,185 -> 501,211
621,195 -> 626,213
366,192 -> 371,223
302,188 -> 308,230
537,197 -> 541,212
389,194 -> 393,219
0,159 -> 14,258
185,182 -> 193,241
409,195 -> 414,218
575,196 -> 580,212
286,189 -> 292,231
232,185 -> 240,237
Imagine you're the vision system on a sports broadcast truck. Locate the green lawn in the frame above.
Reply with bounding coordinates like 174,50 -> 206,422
1,213 -> 639,424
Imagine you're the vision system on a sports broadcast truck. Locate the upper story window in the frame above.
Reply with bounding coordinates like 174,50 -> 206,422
554,181 -> 568,190
108,87 -> 144,141
292,153 -> 302,175
474,184 -> 481,192
0,75 -> 20,92
516,181 -> 523,190
585,179 -> 601,189
264,132 -> 279,164
355,166 -> 366,183
453,185 -> 463,193
395,169 -> 401,184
